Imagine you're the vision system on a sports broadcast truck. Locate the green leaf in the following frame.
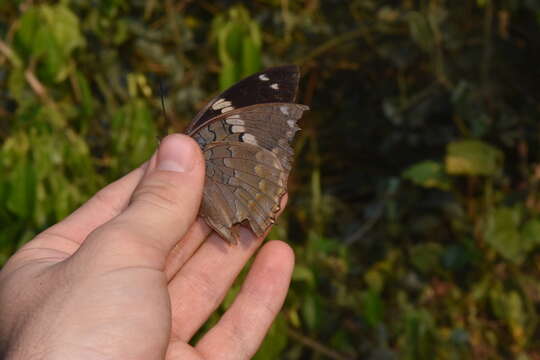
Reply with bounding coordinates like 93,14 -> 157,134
361,289 -> 384,327
485,206 -> 524,263
14,4 -> 84,82
292,265 -> 316,288
486,210 -> 540,263
445,140 -> 503,176
241,22 -> 261,77
41,4 -> 85,58
242,36 -> 261,78
75,71 -> 95,117
506,292 -> 526,339
410,242 -> 443,274
522,219 -> 540,250
225,23 -> 244,60
364,268 -> 384,293
403,308 -> 437,360
408,11 -> 433,51
7,68 -> 26,102
14,7 -> 42,58
301,294 -> 318,332
110,98 -> 157,175
402,160 -> 450,190
6,160 -> 37,218
219,61 -> 239,90
489,288 -> 527,344
214,5 -> 261,89
253,313 -> 288,360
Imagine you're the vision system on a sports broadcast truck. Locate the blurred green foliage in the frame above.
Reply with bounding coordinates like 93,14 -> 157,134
2,0 -> 540,358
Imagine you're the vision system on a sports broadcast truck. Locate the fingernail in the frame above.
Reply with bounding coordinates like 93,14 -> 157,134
157,135 -> 196,172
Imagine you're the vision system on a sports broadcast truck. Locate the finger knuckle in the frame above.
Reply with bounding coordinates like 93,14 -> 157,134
91,187 -> 125,218
86,221 -> 165,262
132,176 -> 183,216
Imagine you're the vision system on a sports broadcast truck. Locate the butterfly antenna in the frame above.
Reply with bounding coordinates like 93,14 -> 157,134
157,80 -> 168,143
159,81 -> 168,121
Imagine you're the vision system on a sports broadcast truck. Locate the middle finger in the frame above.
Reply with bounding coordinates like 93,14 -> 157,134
167,226 -> 264,342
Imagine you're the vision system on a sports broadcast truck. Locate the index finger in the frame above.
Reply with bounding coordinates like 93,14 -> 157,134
33,159 -> 151,252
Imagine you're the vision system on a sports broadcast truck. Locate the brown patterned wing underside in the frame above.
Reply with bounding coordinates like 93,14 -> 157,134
186,66 -> 309,244
192,103 -> 309,243
201,141 -> 289,244
190,103 -> 309,172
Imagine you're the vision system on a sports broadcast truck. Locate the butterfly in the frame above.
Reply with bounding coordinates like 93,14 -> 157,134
185,65 -> 309,244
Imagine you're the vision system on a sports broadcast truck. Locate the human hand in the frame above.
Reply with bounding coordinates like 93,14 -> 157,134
0,134 -> 294,360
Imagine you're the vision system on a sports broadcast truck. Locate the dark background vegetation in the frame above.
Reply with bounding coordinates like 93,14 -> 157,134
2,0 -> 540,358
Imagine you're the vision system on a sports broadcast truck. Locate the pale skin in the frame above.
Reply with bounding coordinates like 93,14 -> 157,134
0,134 -> 294,360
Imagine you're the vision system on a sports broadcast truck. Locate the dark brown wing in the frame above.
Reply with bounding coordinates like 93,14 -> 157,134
185,65 -> 300,133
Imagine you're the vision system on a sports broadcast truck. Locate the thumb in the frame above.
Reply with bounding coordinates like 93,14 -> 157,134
83,134 -> 205,269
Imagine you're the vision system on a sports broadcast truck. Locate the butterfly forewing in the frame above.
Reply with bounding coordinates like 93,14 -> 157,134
186,65 -> 300,133
187,66 -> 308,244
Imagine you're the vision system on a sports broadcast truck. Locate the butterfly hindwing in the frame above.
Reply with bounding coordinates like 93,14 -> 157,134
188,103 -> 308,173
202,141 -> 288,242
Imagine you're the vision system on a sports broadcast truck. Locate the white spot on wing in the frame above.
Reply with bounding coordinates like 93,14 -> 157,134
287,119 -> 296,127
280,106 -> 289,115
221,106 -> 234,113
242,133 -> 258,145
259,74 -> 269,81
226,117 -> 245,125
270,83 -> 279,90
211,99 -> 232,110
231,125 -> 246,132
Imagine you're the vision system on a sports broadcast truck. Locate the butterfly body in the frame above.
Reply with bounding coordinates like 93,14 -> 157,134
186,66 -> 308,244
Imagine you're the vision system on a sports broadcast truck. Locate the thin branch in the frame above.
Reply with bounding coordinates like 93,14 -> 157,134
165,0 -> 183,46
345,180 -> 400,245
23,65 -> 61,114
0,39 -> 22,68
24,68 -> 53,106
344,201 -> 385,246
287,328 -> 356,360
298,28 -> 364,65
481,0 -> 494,92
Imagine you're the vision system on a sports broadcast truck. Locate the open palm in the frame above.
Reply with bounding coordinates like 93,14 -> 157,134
0,134 -> 294,360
